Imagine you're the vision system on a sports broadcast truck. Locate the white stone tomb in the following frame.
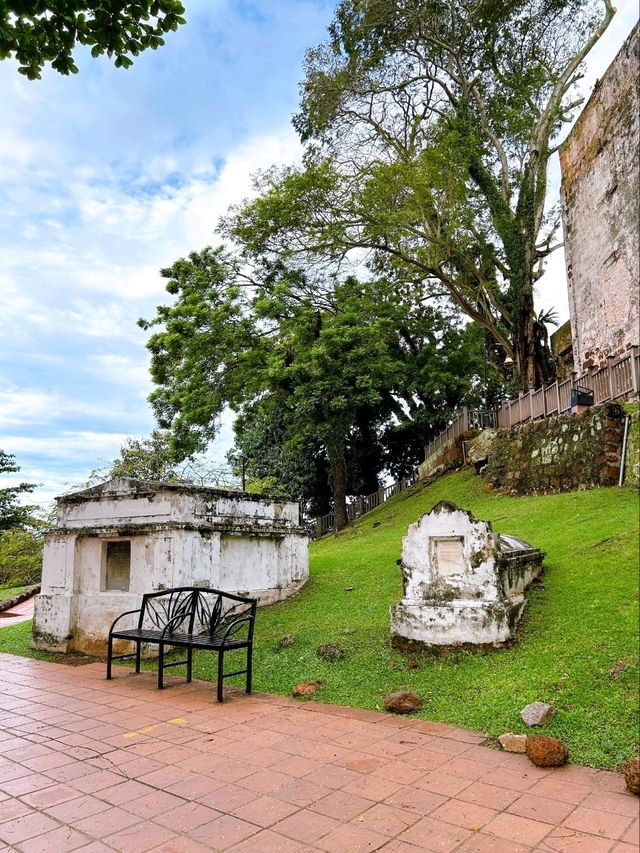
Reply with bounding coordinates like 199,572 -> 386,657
390,501 -> 544,646
33,478 -> 309,655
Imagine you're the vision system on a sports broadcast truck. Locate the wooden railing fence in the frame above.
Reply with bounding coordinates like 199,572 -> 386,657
427,346 -> 639,461
315,469 -> 419,538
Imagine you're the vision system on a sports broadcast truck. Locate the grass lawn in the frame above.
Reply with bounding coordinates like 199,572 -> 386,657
0,585 -> 31,603
1,470 -> 638,768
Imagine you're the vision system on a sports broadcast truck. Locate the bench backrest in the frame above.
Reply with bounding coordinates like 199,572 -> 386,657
139,587 -> 257,639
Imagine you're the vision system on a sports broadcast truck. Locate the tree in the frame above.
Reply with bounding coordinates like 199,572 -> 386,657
226,0 -> 615,389
0,528 -> 43,588
0,450 -> 37,532
141,247 -> 483,528
1,1 -> 186,79
87,430 -> 237,488
228,398 -> 334,517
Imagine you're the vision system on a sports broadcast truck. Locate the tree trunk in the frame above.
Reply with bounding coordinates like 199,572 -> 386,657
514,299 -> 537,390
330,458 -> 348,530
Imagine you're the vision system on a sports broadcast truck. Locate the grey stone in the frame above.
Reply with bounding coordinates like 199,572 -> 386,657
520,702 -> 555,727
498,732 -> 528,753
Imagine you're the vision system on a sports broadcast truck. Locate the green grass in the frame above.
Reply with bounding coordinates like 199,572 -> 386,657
1,470 -> 638,768
0,585 -> 31,601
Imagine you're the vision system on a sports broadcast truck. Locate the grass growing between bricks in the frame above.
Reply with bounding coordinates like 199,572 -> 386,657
1,470 -> 638,769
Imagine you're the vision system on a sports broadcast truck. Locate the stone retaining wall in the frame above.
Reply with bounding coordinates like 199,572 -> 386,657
480,404 -> 625,494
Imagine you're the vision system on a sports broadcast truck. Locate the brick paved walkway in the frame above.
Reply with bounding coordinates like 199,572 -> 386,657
0,597 -> 35,628
0,653 -> 637,852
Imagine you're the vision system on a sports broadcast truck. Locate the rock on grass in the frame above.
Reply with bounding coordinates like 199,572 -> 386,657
622,756 -> 639,796
316,642 -> 345,662
384,690 -> 423,714
520,702 -> 555,726
498,733 -> 527,753
526,735 -> 568,767
292,681 -> 323,698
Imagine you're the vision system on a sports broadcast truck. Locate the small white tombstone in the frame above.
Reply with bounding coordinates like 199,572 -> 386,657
33,478 -> 309,655
390,501 -> 544,646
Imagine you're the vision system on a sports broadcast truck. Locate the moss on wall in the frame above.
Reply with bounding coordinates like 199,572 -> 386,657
482,404 -> 625,494
623,404 -> 639,488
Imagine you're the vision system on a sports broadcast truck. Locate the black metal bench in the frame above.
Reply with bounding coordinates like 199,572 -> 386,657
106,587 -> 257,702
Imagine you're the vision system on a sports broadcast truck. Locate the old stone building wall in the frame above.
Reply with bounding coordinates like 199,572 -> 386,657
33,478 -> 309,654
560,23 -> 639,372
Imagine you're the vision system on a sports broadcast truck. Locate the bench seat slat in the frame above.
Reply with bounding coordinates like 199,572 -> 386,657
110,628 -> 249,649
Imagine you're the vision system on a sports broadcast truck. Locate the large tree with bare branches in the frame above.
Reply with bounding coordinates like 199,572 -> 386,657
227,0 -> 615,389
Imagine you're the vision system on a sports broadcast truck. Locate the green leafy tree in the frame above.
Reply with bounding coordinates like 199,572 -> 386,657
1,1 -> 186,79
0,528 -> 43,588
228,398 -> 334,516
226,0 -> 614,389
141,247 -> 483,528
0,450 -> 37,532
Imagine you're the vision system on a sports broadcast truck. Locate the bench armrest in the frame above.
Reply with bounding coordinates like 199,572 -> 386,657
109,609 -> 142,634
161,610 -> 194,637
220,614 -> 253,645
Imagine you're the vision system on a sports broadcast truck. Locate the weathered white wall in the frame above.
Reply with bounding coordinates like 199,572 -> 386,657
560,24 -> 639,372
33,479 -> 308,654
390,502 -> 543,646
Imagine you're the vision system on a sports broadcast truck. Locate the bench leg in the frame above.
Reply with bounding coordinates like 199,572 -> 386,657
217,650 -> 224,703
106,635 -> 113,680
187,646 -> 193,683
158,643 -> 165,689
135,642 -> 141,674
246,644 -> 252,695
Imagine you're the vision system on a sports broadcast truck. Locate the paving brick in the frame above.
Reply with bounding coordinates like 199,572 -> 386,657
103,820 -> 177,852
430,798 -> 499,831
563,806 -> 633,840
416,769 -> 472,798
621,820 -> 639,845
122,789 -> 185,819
314,821 -> 389,851
225,828 -> 304,852
457,781 -> 519,811
397,814 -> 472,851
231,793 -> 300,827
17,825 -> 92,852
580,790 -> 640,817
310,789 -> 373,821
342,774 -> 403,803
43,794 -> 111,824
275,809 -> 341,843
153,801 -> 222,832
73,805 -> 140,837
455,833 -> 532,853
538,826 -> 617,852
0,812 -> 60,846
507,792 -> 576,824
483,811 -> 553,846
236,768 -> 291,794
383,784 -> 447,816
355,802 -> 420,836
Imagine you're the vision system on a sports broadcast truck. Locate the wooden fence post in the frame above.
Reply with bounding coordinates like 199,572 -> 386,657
607,355 -> 616,400
630,346 -> 639,399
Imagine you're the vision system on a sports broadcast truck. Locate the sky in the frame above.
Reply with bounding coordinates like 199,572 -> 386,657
1,0 -> 637,508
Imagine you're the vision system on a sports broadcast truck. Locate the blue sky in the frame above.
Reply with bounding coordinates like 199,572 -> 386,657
0,1 -> 637,507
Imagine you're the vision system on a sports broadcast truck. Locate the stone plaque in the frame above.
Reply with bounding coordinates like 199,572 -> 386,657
431,537 -> 464,577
